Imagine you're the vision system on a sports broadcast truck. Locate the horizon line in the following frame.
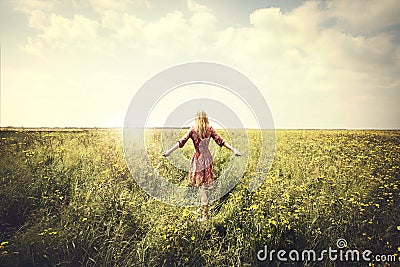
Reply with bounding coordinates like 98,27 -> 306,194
1,126 -> 399,131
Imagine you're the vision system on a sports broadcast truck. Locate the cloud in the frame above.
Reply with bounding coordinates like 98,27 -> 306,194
27,9 -> 48,30
13,0 -> 55,13
40,14 -> 99,42
20,12 -> 100,53
98,3 -> 218,56
16,0 -> 218,57
327,0 -> 400,34
19,36 -> 43,56
187,0 -> 211,13
88,0 -> 150,14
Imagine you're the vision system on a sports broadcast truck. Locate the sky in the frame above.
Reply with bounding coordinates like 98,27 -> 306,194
1,0 -> 399,129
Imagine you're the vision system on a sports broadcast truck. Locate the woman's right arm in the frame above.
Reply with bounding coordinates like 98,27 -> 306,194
162,128 -> 192,157
162,142 -> 179,157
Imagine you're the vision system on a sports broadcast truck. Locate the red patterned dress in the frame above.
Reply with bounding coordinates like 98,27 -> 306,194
177,126 -> 225,187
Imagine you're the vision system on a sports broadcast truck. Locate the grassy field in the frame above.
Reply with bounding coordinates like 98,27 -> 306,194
0,129 -> 399,266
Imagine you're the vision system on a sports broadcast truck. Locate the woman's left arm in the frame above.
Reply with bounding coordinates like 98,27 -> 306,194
162,128 -> 192,157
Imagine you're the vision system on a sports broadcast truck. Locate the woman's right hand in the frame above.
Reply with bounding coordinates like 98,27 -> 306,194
162,150 -> 171,157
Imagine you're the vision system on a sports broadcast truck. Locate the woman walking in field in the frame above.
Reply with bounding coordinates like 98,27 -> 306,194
162,110 -> 241,221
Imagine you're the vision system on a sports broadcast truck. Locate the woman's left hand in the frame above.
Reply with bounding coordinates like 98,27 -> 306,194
232,148 -> 241,156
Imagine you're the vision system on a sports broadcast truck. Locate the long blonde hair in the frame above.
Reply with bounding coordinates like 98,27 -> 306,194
194,110 -> 209,139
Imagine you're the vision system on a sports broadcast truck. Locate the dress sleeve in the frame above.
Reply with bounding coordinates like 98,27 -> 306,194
210,126 -> 225,147
177,128 -> 192,148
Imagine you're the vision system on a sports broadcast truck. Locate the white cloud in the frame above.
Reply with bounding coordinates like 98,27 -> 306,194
190,10 -> 217,34
42,14 -> 99,43
27,9 -> 48,30
20,12 -> 100,52
327,0 -> 400,34
88,0 -> 150,14
187,0 -> 211,13
145,11 -> 188,44
13,0 -> 55,13
19,36 -> 43,56
98,5 -> 218,55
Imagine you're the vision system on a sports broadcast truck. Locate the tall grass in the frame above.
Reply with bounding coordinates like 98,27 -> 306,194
0,129 -> 399,266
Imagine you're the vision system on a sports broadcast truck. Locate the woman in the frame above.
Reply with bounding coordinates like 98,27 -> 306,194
162,110 -> 241,221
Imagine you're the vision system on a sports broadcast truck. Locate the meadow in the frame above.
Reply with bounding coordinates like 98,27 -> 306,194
0,129 -> 399,266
